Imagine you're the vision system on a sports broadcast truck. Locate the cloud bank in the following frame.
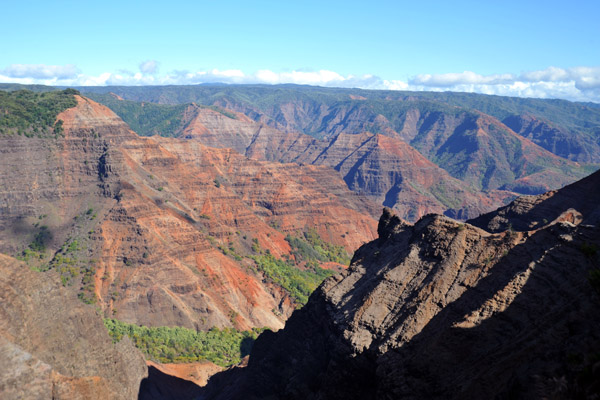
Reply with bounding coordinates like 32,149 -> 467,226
2,64 -> 80,79
1,63 -> 599,103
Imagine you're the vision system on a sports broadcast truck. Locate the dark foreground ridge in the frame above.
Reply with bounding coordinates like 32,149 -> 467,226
195,170 -> 600,399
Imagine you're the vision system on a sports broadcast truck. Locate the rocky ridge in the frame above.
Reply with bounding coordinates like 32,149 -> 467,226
201,169 -> 600,399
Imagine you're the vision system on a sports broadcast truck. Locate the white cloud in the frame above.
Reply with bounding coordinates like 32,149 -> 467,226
139,60 -> 159,75
410,71 -> 515,87
569,66 -> 600,90
519,66 -> 569,82
405,67 -> 600,103
2,64 -> 79,79
1,63 -> 599,103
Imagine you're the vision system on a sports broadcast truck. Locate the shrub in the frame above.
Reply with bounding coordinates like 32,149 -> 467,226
103,318 -> 265,366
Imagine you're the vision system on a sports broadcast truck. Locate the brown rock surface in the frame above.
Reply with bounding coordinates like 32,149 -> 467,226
202,170 -> 600,399
0,95 -> 378,330
173,104 -> 517,221
146,360 -> 223,387
0,253 -> 147,400
0,95 -> 133,254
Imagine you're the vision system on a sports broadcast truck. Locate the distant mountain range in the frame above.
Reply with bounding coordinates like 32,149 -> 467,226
75,84 -> 600,162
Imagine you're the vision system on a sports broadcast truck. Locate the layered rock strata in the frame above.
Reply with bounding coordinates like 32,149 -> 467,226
0,95 -> 378,330
172,105 -> 517,221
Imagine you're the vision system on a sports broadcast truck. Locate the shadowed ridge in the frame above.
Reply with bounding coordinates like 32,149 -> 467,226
469,168 -> 600,232
199,171 -> 600,399
138,365 -> 203,400
375,220 -> 600,398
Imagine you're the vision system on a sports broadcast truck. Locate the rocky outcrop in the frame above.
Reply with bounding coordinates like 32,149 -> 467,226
0,254 -> 147,399
202,170 -> 600,399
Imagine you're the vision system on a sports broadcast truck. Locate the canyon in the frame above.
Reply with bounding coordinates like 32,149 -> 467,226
1,85 -> 599,399
0,93 -> 378,333
83,85 -> 599,221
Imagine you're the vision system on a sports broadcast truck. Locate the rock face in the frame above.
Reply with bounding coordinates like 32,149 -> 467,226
166,104 -> 517,221
87,88 -> 599,221
0,95 -> 134,255
0,254 -> 147,399
0,95 -> 378,330
202,170 -> 600,399
99,135 -> 377,329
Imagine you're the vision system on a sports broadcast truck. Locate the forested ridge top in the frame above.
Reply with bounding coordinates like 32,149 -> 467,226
0,88 -> 78,136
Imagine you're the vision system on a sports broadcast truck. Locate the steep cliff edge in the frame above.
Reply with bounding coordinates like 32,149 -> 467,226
202,170 -> 600,399
0,254 -> 147,399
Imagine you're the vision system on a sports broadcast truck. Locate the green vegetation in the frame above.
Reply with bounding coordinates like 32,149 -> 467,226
250,252 -> 333,305
82,93 -> 237,137
29,225 -> 52,252
206,105 -> 237,119
285,228 -> 351,266
84,93 -> 187,137
209,229 -> 348,306
20,208 -> 101,304
49,237 -> 97,304
0,89 -> 78,136
429,183 -> 464,209
16,225 -> 53,262
249,230 -> 348,306
103,318 -> 264,366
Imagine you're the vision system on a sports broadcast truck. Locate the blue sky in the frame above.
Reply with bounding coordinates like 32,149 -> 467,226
2,0 -> 600,102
